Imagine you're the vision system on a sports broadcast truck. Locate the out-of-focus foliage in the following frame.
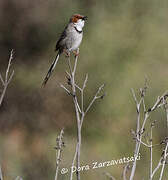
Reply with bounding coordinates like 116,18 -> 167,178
0,0 -> 168,179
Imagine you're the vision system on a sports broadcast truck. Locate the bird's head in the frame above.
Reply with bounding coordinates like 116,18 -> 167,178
70,14 -> 87,32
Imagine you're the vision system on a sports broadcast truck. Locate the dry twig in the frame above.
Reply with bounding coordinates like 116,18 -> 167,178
54,129 -> 65,180
0,49 -> 14,106
60,49 -> 104,180
129,83 -> 168,180
122,164 -> 130,180
0,165 -> 3,180
0,50 -> 15,180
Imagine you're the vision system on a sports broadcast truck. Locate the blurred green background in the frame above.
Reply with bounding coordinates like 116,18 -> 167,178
0,0 -> 168,179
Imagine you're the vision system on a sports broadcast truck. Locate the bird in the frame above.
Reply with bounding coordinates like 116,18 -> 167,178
42,14 -> 87,86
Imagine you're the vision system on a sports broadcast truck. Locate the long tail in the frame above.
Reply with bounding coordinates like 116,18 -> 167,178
42,52 -> 60,87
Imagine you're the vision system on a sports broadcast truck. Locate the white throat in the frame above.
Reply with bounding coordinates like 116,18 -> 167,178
74,19 -> 85,32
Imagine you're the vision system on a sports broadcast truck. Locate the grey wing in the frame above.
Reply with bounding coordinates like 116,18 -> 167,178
55,25 -> 68,52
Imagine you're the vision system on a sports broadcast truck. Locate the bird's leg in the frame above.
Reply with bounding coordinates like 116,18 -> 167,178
72,49 -> 79,58
63,49 -> 70,57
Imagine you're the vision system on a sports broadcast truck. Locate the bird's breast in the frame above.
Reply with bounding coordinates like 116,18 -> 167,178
67,29 -> 83,51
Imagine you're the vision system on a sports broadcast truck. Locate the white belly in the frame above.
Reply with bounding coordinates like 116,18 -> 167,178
69,31 -> 83,51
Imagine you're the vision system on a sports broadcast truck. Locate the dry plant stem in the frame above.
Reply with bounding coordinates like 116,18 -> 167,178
166,107 -> 168,130
130,89 -> 144,180
151,142 -> 168,179
130,89 -> 168,180
84,84 -> 104,116
0,50 -> 14,180
60,50 -> 104,180
55,129 -> 64,180
159,142 -> 168,180
165,107 -> 168,133
163,102 -> 168,134
149,126 -> 153,180
135,138 -> 151,147
0,165 -> 3,180
0,50 -> 14,106
123,164 -> 129,180
70,57 -> 81,180
70,144 -> 78,180
66,51 -> 81,180
72,75 -> 88,180
151,160 -> 162,179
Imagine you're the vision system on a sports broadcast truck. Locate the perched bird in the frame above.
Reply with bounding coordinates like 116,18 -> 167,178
42,14 -> 87,86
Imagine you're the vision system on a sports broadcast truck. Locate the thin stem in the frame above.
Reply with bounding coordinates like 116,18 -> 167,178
67,54 -> 81,180
5,49 -> 14,82
135,137 -> 151,148
81,74 -> 88,113
63,51 -> 104,180
0,165 -> 3,180
123,164 -> 129,180
72,49 -> 79,75
165,107 -> 168,133
151,145 -> 168,178
130,88 -> 152,180
163,101 -> 168,136
0,50 -> 14,106
151,160 -> 162,178
70,143 -> 78,180
159,142 -> 168,180
0,85 -> 8,107
55,129 -> 64,180
149,126 -> 153,180
0,73 -> 4,86
84,84 -> 104,115
130,89 -> 143,180
60,83 -> 72,95
130,87 -> 168,180
67,57 -> 73,76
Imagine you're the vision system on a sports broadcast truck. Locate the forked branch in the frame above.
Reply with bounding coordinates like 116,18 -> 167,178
60,49 -> 104,180
129,83 -> 168,180
0,50 -> 14,106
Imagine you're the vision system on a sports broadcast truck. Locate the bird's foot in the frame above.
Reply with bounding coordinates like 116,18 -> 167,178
73,50 -> 79,58
63,49 -> 70,57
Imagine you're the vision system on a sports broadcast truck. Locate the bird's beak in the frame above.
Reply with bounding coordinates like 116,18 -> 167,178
82,16 -> 88,20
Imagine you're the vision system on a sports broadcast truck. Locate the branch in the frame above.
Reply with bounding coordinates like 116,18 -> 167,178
149,123 -> 153,180
0,50 -> 15,106
122,164 -> 130,180
0,74 -> 4,86
0,165 -> 3,180
163,97 -> 168,128
81,74 -> 88,113
60,50 -> 104,180
60,83 -> 73,96
66,52 -> 82,180
159,142 -> 168,180
54,129 -> 65,180
84,84 -> 105,116
136,138 -> 150,147
130,88 -> 144,180
130,85 -> 168,180
70,143 -> 78,180
151,141 -> 168,179
148,92 -> 168,112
